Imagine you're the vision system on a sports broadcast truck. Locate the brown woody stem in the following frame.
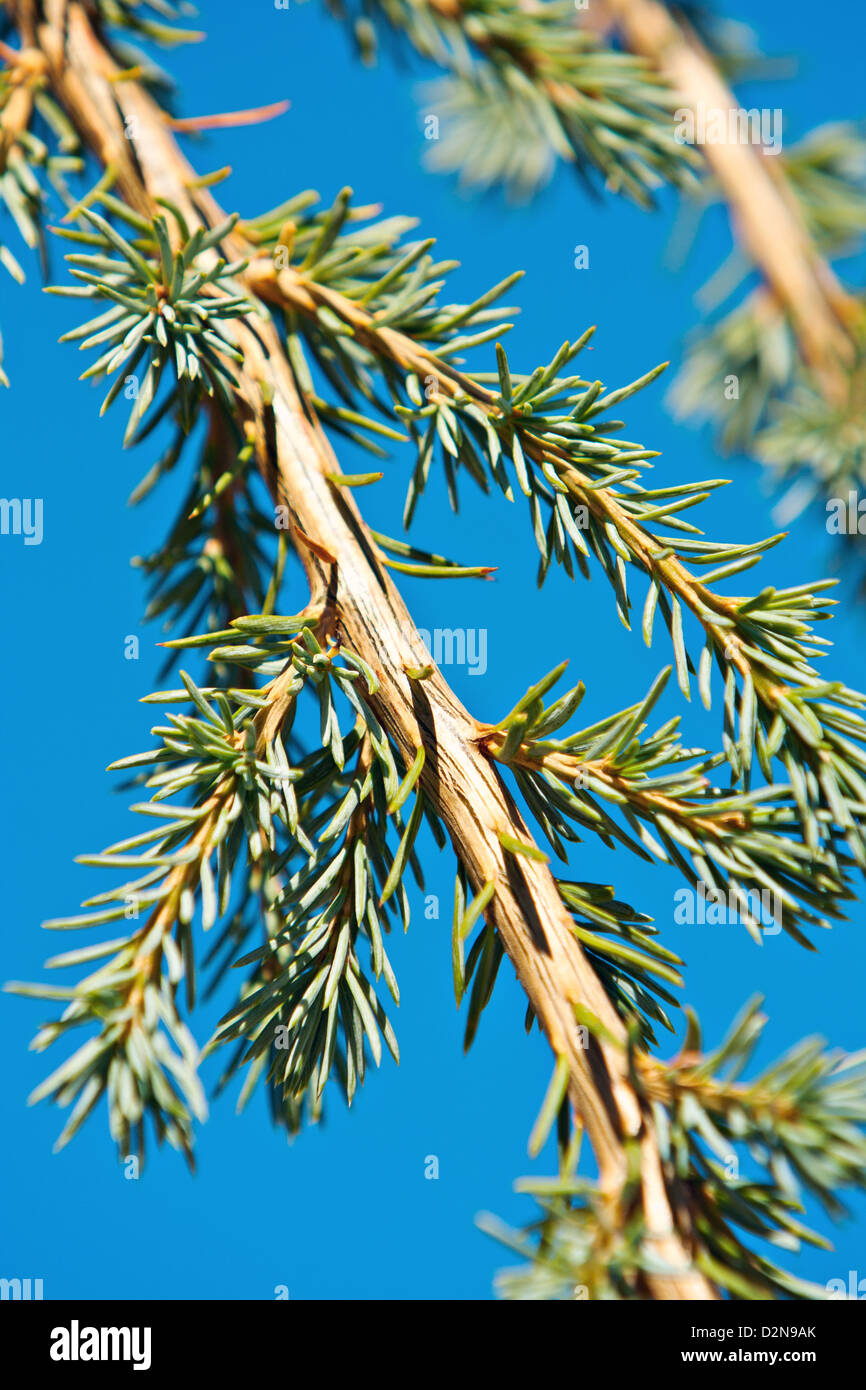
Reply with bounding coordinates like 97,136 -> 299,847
595,0 -> 857,402
12,0 -> 717,1298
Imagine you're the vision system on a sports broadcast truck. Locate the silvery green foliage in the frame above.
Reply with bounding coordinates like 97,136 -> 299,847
0,0 -> 193,384
486,662 -> 853,952
6,3 -> 866,1300
239,187 -> 866,1293
252,188 -> 866,949
130,427 -> 277,677
0,43 -> 83,385
321,0 -> 866,526
324,0 -> 699,204
49,200 -> 250,441
556,880 -> 681,1052
479,1173 -> 652,1301
0,91 -> 78,280
487,999 -> 866,1300
671,124 -> 866,513
10,626 -> 430,1160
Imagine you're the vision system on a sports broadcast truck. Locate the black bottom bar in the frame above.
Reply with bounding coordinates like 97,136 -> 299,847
1,1297 -> 862,1376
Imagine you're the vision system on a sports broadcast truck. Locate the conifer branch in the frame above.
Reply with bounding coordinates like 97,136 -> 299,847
6,0 -> 866,1301
325,0 -> 699,204
594,0 -> 857,393
486,998 -> 866,1299
323,0 -> 854,382
319,0 -> 866,524
594,1 -> 866,520
481,664 -> 852,950
246,228 -> 866,912
3,0 -> 722,1298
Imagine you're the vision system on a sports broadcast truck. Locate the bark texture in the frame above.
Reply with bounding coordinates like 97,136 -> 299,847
10,0 -> 718,1298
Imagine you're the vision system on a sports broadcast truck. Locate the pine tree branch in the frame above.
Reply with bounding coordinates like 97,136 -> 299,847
593,0 -> 857,401
244,237 -> 866,905
9,0 -> 716,1298
326,0 -> 856,392
132,404 -> 275,679
485,997 -> 866,1299
481,676 -> 852,950
317,1 -> 866,517
325,0 -> 697,204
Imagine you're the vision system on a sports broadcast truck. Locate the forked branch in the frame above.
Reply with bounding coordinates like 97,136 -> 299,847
8,0 -> 715,1299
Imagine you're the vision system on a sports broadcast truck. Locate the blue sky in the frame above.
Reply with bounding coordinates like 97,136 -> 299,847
1,0 -> 864,1299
